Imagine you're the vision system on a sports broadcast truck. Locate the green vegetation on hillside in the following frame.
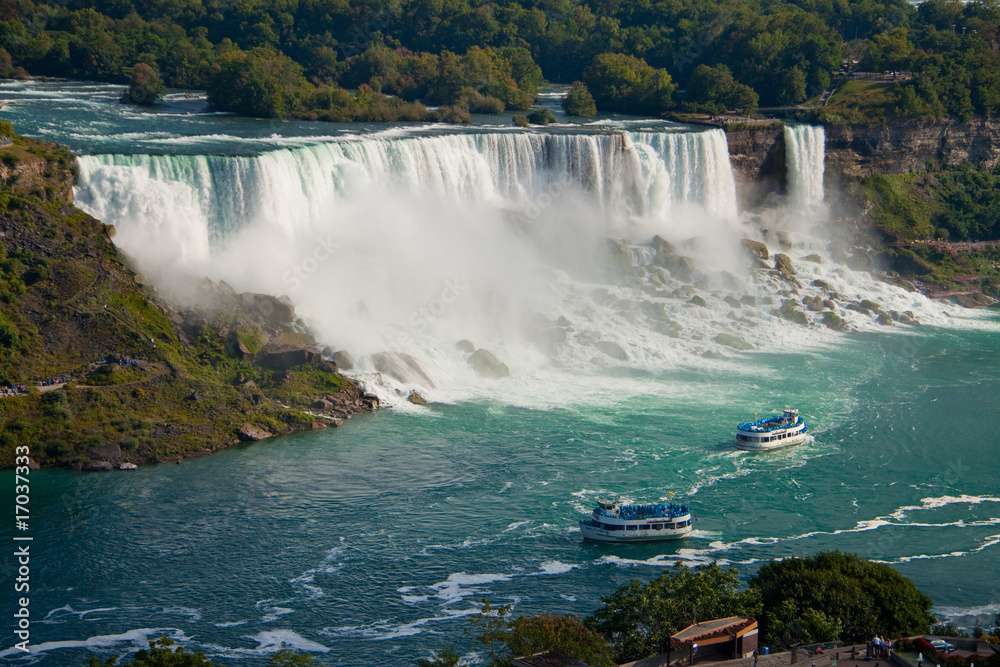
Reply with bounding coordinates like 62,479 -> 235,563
1,0 -> 997,120
861,166 -> 1000,297
0,126 -> 370,469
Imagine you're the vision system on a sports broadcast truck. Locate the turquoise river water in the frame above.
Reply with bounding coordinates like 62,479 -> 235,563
0,80 -> 998,666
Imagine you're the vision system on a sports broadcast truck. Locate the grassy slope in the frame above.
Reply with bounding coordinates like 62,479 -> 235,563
819,79 -> 899,125
0,132 -> 364,469
860,170 -> 1000,298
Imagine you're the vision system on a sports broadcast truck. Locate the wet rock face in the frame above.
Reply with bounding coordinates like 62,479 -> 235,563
467,348 -> 510,378
407,390 -> 428,405
594,340 -> 628,361
779,299 -> 808,325
256,346 -> 321,370
824,119 -> 1000,179
713,333 -> 753,351
332,350 -> 354,370
774,253 -> 796,277
741,238 -> 770,261
237,423 -> 272,442
822,311 -> 848,331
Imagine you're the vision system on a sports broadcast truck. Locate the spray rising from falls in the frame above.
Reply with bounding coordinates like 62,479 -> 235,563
76,129 -> 738,275
784,124 -> 826,211
74,125 -> 969,405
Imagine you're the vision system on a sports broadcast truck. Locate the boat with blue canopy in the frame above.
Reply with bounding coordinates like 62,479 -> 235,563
579,499 -> 693,542
735,407 -> 808,451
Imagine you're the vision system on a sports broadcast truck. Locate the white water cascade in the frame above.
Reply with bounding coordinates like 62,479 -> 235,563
783,124 -> 826,211
73,124 -> 967,405
75,129 -> 739,274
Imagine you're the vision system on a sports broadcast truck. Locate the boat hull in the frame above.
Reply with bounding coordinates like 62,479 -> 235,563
735,431 -> 809,451
579,520 -> 693,543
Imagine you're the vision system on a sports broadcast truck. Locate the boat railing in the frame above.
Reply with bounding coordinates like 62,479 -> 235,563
737,415 -> 803,433
598,502 -> 689,520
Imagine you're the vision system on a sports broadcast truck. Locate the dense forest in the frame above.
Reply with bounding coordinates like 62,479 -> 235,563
0,0 -> 998,121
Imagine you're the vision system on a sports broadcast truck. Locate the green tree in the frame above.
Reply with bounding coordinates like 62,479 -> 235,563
751,552 -> 934,648
526,108 -> 556,124
563,81 -> 597,116
779,66 -> 808,105
506,614 -> 615,667
122,62 -> 164,105
268,650 -> 315,666
584,53 -> 676,115
207,47 -> 307,119
125,636 -> 214,666
590,563 -> 762,662
685,64 -> 758,114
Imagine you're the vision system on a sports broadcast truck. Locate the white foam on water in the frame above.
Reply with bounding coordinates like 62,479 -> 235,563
889,495 -> 1000,520
429,572 -> 514,602
41,605 -> 118,623
322,606 -> 481,641
0,628 -> 188,660
288,543 -> 347,600
534,560 -> 578,575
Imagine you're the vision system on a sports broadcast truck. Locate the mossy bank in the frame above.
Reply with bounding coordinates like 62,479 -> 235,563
0,124 -> 375,470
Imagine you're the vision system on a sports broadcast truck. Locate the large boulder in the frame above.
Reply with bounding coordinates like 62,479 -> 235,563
467,349 -> 510,378
953,292 -> 997,308
773,253 -> 796,277
741,238 -> 769,261
373,352 -> 435,387
237,423 -> 272,442
651,235 -> 676,260
594,340 -> 628,361
779,299 -> 808,325
713,333 -> 753,351
256,345 -> 320,370
332,350 -> 354,370
821,311 -> 848,331
407,390 -> 428,406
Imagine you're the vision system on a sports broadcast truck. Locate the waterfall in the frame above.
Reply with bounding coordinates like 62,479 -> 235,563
783,124 -> 825,210
74,129 -> 739,271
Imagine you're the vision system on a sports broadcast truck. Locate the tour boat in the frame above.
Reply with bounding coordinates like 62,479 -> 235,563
580,499 -> 694,543
735,407 -> 808,451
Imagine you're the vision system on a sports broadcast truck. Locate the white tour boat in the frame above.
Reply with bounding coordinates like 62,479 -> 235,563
580,499 -> 694,543
735,407 -> 809,451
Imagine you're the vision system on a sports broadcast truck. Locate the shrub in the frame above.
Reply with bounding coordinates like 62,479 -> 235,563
584,53 -> 676,115
563,81 -> 597,116
122,62 -> 165,105
526,108 -> 556,124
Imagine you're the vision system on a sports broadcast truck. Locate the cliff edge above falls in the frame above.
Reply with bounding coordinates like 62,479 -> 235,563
723,116 -> 1000,306
0,129 -> 376,470
723,117 -> 1000,191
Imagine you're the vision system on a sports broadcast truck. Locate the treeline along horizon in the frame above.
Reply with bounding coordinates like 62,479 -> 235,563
0,0 -> 998,121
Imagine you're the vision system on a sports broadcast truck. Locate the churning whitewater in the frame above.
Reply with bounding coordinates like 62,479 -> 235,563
73,123 -> 974,405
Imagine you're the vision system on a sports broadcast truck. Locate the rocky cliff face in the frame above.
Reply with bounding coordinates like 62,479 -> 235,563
723,121 -> 786,209
823,118 -> 1000,179
724,117 -> 1000,201
0,133 -> 376,470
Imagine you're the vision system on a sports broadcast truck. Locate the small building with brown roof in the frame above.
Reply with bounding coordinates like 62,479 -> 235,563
670,616 -> 759,664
